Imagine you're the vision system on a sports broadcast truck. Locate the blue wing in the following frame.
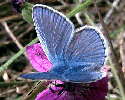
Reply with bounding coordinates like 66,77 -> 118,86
20,63 -> 104,83
63,26 -> 108,82
20,72 -> 64,80
33,4 -> 75,64
65,26 -> 108,68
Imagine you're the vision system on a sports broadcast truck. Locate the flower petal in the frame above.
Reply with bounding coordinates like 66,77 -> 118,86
26,43 -> 52,72
35,86 -> 84,100
36,75 -> 108,100
81,75 -> 108,100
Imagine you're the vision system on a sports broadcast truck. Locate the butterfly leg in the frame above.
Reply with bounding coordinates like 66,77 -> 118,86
49,87 -> 55,93
57,88 -> 65,95
49,85 -> 65,95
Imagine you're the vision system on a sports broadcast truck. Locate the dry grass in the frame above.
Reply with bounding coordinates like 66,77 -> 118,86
0,0 -> 125,100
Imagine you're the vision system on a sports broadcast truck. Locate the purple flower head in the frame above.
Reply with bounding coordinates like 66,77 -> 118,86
26,43 -> 108,100
35,76 -> 108,100
10,0 -> 23,13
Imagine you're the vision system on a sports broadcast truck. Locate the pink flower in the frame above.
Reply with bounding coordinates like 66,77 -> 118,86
26,43 -> 52,72
26,43 -> 108,100
35,76 -> 108,100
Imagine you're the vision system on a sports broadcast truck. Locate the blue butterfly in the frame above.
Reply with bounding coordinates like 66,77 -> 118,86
20,4 -> 108,83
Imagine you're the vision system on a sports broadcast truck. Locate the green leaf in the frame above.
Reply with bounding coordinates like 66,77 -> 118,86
21,2 -> 34,24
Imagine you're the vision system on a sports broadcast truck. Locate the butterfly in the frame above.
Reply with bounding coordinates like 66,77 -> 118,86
20,4 -> 108,83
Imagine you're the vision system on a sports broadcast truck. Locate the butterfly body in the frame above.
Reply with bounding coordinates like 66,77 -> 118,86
20,4 -> 108,83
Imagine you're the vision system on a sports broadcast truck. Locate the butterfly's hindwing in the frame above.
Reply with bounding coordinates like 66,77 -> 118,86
65,26 -> 107,68
63,26 -> 108,82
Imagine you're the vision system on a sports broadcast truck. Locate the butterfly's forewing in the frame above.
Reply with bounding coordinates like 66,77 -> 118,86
33,4 -> 75,64
64,26 -> 108,82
